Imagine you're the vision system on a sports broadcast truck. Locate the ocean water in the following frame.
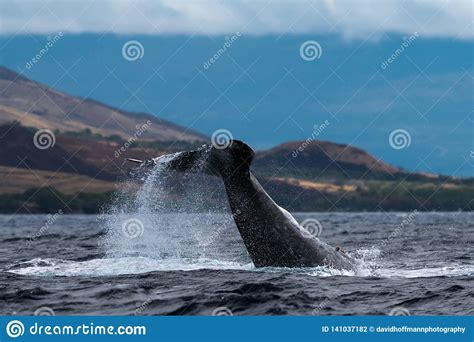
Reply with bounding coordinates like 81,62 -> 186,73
1,211 -> 472,316
1,159 -> 473,315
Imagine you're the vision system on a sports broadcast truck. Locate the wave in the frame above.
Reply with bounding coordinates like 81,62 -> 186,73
6,257 -> 252,277
373,265 -> 474,278
6,257 -> 474,279
9,159 -> 468,280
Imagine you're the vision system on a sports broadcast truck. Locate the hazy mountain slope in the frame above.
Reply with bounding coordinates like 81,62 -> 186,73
0,66 -> 206,142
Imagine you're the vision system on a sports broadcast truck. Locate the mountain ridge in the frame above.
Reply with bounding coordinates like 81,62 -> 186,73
253,140 -> 408,181
0,66 -> 206,143
0,66 -> 471,212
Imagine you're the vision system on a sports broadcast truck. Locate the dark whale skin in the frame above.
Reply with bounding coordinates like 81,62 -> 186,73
150,140 -> 355,271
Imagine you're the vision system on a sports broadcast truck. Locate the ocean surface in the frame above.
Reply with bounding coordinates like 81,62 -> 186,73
1,212 -> 473,316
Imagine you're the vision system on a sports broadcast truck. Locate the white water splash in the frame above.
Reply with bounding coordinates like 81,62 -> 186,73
351,247 -> 382,276
375,265 -> 474,278
99,154 -> 250,264
7,256 -> 473,278
7,257 -> 252,277
6,257 -> 346,277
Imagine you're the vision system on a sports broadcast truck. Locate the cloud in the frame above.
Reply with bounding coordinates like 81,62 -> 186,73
0,0 -> 471,39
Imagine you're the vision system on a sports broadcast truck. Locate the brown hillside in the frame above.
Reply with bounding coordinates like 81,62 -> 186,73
0,66 -> 206,143
253,140 -> 401,180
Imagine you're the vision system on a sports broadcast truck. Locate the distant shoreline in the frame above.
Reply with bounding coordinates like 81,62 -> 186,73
0,186 -> 471,214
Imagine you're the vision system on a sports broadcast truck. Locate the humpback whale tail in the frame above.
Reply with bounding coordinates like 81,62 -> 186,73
127,140 -> 355,270
129,140 -> 254,178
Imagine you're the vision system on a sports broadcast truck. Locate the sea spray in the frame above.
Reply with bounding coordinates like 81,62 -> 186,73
99,152 -> 250,266
351,247 -> 382,276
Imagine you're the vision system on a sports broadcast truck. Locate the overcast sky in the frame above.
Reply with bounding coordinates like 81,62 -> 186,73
0,0 -> 472,39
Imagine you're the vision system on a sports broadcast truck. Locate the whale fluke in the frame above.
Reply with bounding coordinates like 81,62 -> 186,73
130,140 -> 354,270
